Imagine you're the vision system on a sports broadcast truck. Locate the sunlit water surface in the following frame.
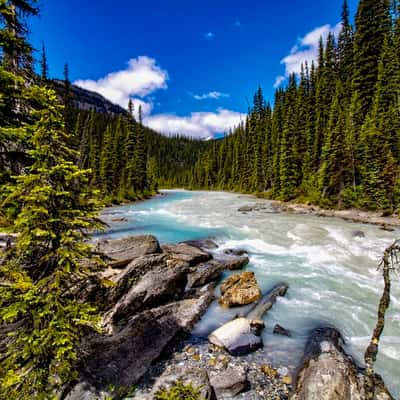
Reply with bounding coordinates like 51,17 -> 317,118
100,190 -> 400,397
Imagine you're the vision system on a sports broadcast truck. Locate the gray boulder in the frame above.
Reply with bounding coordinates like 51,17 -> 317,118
75,288 -> 215,396
213,253 -> 249,270
209,365 -> 248,399
107,261 -> 190,324
183,238 -> 219,250
162,243 -> 212,265
292,327 -> 394,400
150,365 -> 213,399
187,260 -> 225,288
95,235 -> 161,267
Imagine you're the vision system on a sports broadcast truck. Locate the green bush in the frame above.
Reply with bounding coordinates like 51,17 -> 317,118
154,381 -> 204,400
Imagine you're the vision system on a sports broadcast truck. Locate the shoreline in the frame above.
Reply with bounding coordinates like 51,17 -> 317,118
269,200 -> 400,229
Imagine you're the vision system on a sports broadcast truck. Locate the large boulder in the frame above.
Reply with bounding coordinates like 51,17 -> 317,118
106,254 -> 167,305
209,365 -> 249,398
292,327 -> 394,400
162,243 -> 212,265
182,238 -> 219,250
71,287 -> 215,398
95,235 -> 161,267
106,261 -> 190,325
187,260 -> 225,288
219,271 -> 261,308
150,365 -> 213,400
213,253 -> 249,270
208,317 -> 264,356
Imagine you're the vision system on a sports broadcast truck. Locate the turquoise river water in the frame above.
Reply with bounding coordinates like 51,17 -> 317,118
100,190 -> 400,397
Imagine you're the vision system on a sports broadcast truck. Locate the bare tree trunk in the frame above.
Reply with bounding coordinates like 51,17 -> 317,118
364,240 -> 399,399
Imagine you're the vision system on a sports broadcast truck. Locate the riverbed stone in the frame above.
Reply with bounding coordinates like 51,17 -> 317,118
182,238 -> 219,250
162,243 -> 212,265
273,324 -> 291,337
95,235 -> 162,267
219,271 -> 261,307
214,253 -> 250,270
187,260 -> 225,288
209,365 -> 249,398
151,365 -> 213,399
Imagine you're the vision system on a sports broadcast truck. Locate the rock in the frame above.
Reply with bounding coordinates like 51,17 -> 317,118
162,243 -> 212,266
219,272 -> 261,308
260,364 -> 278,378
76,289 -> 215,394
111,217 -> 128,222
95,235 -> 162,268
213,253 -> 250,270
380,224 -> 395,232
238,205 -> 254,212
223,248 -> 248,256
281,375 -> 292,385
187,260 -> 225,288
106,254 -> 167,305
351,230 -> 365,238
208,317 -> 264,356
209,365 -> 248,398
63,381 -> 109,400
273,324 -> 291,337
150,365 -> 213,400
291,327 -> 394,400
183,238 -> 219,250
107,261 -> 190,324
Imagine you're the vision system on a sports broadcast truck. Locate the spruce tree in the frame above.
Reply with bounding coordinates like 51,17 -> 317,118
0,86 -> 104,398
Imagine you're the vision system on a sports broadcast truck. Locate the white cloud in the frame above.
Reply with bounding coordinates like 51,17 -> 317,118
193,91 -> 230,100
274,76 -> 286,88
144,108 -> 243,139
274,22 -> 342,87
205,32 -> 215,40
74,56 -> 168,108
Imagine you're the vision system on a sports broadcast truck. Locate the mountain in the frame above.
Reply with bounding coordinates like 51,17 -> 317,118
51,79 -> 127,115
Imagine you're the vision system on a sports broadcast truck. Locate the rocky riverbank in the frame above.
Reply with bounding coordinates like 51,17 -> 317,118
237,198 -> 400,229
26,233 -> 392,400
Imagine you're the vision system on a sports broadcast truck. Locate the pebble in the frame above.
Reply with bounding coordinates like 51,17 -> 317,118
132,335 -> 291,400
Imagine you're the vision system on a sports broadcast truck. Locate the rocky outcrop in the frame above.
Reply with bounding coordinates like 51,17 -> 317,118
209,365 -> 249,398
106,261 -> 190,325
219,271 -> 261,307
162,243 -> 212,265
292,327 -> 394,400
95,235 -> 162,268
187,260 -> 225,288
150,365 -> 214,400
68,287 -> 215,399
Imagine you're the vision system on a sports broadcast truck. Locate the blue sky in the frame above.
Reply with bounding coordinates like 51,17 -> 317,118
29,0 -> 359,138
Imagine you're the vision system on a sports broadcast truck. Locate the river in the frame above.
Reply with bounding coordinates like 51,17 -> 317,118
100,189 -> 400,397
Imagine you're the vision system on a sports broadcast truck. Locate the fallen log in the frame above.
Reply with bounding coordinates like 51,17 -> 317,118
246,283 -> 289,320
208,283 -> 289,355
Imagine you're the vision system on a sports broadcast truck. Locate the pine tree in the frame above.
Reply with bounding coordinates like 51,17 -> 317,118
353,0 -> 392,119
40,41 -> 48,81
0,86 -> 104,398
